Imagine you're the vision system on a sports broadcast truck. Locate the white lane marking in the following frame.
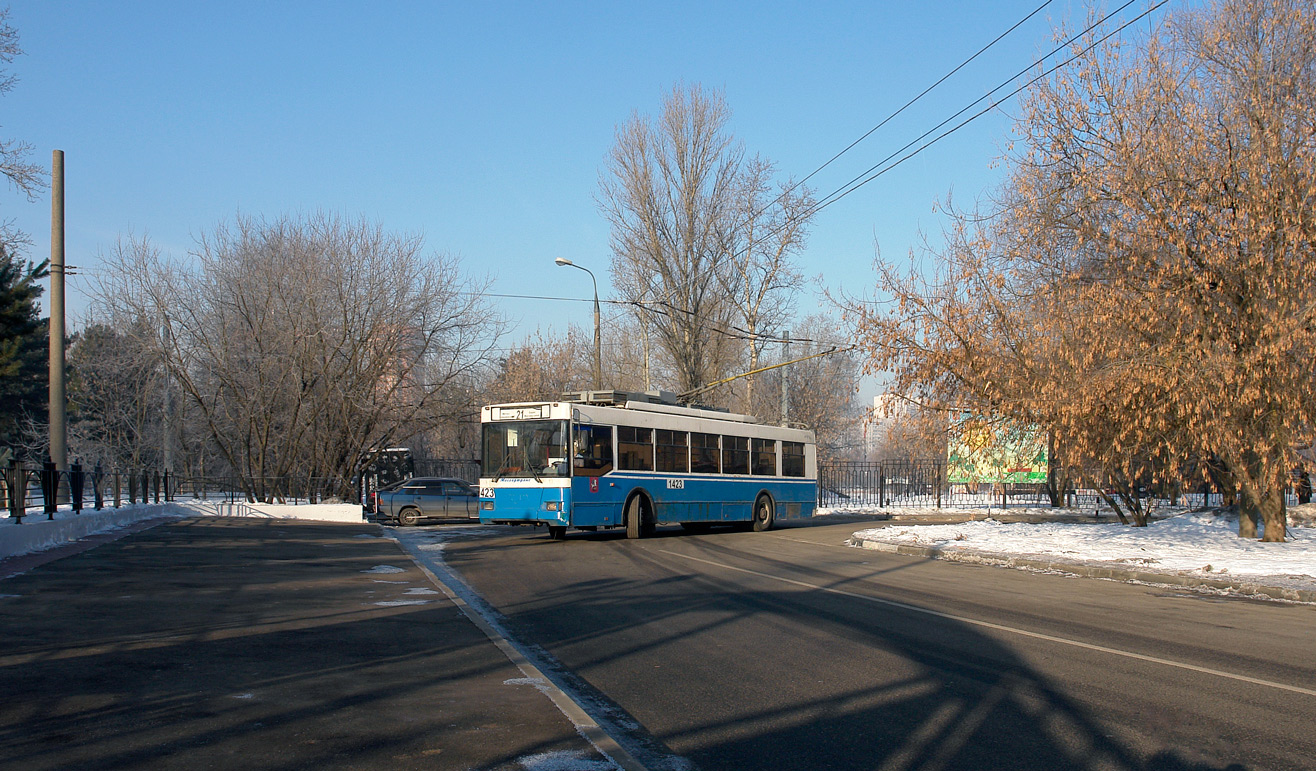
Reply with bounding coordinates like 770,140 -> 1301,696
389,534 -> 645,771
656,549 -> 1316,698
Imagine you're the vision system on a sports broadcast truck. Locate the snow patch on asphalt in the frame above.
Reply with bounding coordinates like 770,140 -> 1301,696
360,565 -> 406,574
517,751 -> 618,770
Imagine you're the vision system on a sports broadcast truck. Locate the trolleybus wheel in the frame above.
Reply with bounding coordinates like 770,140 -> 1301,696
397,507 -> 419,527
548,526 -> 566,540
625,495 -> 645,539
751,494 -> 774,532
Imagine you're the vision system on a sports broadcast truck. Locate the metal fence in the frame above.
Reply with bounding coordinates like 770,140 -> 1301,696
2,460 -> 175,523
1,459 -> 371,524
170,476 -> 356,505
818,460 -> 948,509
819,459 -> 1060,509
817,460 -> 1309,510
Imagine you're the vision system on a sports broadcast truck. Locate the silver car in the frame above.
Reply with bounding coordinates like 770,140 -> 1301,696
371,477 -> 478,526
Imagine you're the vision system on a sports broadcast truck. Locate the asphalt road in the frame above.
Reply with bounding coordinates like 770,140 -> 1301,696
419,520 -> 1316,771
0,518 -> 611,771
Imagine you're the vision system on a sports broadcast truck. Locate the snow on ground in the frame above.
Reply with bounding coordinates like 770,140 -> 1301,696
848,505 -> 1316,592
0,499 -> 369,562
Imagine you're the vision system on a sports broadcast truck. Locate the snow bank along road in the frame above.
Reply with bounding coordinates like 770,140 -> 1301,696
846,508 -> 1316,602
423,519 -> 1316,771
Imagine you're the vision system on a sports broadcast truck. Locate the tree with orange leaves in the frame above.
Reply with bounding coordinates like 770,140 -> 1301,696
852,0 -> 1316,541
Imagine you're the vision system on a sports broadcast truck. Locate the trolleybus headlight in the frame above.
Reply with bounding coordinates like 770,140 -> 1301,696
481,501 -> 494,511
545,501 -> 560,512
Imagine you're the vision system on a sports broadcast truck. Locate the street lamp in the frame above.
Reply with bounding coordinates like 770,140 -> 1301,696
554,257 -> 602,391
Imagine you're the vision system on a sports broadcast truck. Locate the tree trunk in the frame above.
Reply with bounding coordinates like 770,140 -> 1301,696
1098,490 -> 1131,526
1044,432 -> 1063,507
1237,486 -> 1259,539
1122,492 -> 1149,527
1258,485 -> 1287,543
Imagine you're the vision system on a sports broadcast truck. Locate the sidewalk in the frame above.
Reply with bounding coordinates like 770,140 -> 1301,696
0,517 -> 616,771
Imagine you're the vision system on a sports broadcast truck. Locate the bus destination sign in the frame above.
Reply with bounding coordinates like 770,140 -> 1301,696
495,405 -> 548,421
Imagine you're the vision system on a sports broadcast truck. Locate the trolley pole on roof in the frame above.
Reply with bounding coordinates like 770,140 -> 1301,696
48,150 -> 67,470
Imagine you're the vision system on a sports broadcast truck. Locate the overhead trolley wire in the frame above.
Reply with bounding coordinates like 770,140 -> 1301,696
808,0 -> 1159,216
732,0 -> 1159,259
483,3 -> 1162,351
780,0 -> 1058,202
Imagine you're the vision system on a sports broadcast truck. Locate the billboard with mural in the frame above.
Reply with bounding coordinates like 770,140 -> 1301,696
946,416 -> 1048,484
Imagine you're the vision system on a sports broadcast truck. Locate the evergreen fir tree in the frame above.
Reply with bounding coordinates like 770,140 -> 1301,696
0,244 -> 48,451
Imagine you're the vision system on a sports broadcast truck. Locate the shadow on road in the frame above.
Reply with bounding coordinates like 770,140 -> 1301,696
441,525 -> 1267,771
0,518 -> 608,771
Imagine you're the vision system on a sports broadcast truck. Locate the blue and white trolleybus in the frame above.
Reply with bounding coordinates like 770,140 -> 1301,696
478,390 -> 817,539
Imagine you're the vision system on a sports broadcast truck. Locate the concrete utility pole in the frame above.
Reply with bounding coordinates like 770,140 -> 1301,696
780,330 -> 790,426
48,150 -> 67,469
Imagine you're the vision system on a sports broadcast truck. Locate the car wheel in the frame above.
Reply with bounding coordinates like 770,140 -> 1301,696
397,507 -> 419,527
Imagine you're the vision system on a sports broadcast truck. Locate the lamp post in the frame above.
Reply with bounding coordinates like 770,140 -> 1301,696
554,257 -> 602,391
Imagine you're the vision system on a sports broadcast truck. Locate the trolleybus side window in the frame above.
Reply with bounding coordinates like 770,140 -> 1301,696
656,429 -> 689,473
782,441 -> 806,477
723,435 -> 749,475
618,426 -> 654,471
691,432 -> 720,474
752,438 -> 778,476
573,424 -> 614,477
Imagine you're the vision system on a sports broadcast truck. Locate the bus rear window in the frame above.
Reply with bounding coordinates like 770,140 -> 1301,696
618,426 -> 653,471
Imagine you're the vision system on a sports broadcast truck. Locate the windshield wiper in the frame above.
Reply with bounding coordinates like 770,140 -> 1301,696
524,443 -> 542,484
492,451 -> 514,482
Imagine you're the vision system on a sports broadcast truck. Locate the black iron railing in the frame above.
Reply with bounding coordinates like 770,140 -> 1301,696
2,460 -> 175,523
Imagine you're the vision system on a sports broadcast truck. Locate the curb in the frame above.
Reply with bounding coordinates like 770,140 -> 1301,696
846,536 -> 1316,604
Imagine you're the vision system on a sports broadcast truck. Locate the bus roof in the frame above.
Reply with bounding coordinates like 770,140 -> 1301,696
482,396 -> 816,443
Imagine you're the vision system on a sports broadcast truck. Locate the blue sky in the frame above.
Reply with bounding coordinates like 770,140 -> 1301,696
1,1 -> 1156,393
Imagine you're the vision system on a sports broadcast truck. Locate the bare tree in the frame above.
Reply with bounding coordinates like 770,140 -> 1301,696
717,157 -> 813,412
737,315 -> 862,462
67,321 -> 164,469
0,9 -> 45,248
94,213 -> 502,498
481,326 -> 592,405
598,83 -> 814,398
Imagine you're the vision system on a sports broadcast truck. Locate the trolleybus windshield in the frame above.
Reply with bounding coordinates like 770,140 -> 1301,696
481,419 -> 570,479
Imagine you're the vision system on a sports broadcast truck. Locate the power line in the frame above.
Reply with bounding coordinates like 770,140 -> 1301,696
587,3 -> 1158,353
808,0 -> 1162,217
786,0 -> 1058,199
470,290 -> 823,345
733,0 -> 1158,261
718,0 -> 1059,253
